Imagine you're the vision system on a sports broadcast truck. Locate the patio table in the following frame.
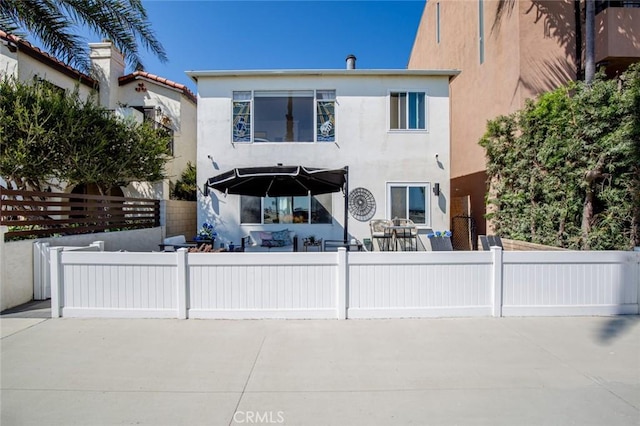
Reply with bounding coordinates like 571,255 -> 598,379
384,225 -> 418,251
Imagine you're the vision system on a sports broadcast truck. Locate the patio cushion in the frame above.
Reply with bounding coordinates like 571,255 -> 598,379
271,229 -> 292,245
259,231 -> 273,241
245,230 -> 297,252
262,239 -> 285,248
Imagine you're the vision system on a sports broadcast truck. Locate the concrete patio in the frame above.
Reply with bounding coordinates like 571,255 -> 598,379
1,311 -> 639,425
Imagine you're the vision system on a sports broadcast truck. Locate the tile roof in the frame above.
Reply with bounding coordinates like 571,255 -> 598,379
119,71 -> 197,104
0,30 -> 98,89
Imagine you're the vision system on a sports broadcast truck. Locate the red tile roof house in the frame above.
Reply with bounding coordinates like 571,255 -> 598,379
0,31 -> 197,201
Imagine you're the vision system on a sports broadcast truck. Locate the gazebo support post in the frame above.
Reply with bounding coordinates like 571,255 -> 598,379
343,166 -> 349,243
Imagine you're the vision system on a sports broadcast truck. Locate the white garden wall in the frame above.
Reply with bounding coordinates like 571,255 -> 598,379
50,248 -> 640,319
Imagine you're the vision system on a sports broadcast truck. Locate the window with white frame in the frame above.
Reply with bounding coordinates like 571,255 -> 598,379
232,90 -> 335,143
390,92 -> 426,130
240,194 -> 333,224
387,183 -> 430,225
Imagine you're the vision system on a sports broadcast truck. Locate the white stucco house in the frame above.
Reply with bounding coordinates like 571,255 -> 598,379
0,31 -> 196,200
188,58 -> 458,249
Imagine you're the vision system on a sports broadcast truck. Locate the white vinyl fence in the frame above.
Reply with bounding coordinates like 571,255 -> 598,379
33,241 -> 104,300
50,248 -> 640,319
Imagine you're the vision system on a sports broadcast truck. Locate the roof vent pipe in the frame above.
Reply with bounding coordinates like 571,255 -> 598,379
346,54 -> 356,70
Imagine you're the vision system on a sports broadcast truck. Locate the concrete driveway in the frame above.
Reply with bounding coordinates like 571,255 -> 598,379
1,314 -> 639,425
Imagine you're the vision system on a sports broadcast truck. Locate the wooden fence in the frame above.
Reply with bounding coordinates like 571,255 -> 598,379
0,188 -> 159,239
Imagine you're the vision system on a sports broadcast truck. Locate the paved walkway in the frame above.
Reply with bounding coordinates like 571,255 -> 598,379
1,314 -> 639,426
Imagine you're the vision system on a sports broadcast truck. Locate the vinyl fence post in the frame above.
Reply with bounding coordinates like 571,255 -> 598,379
33,242 -> 44,300
176,248 -> 188,319
337,248 -> 348,319
50,247 -> 64,318
491,246 -> 504,317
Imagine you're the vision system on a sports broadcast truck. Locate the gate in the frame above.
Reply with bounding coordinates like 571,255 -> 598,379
451,215 -> 477,250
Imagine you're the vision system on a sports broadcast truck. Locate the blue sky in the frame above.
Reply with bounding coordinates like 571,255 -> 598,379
105,1 -> 426,92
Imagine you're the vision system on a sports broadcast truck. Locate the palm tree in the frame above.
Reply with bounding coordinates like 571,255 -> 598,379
0,0 -> 167,72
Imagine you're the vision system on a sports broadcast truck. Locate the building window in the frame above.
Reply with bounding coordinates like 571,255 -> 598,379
240,194 -> 332,224
390,92 -> 426,130
232,90 -> 336,143
388,183 -> 429,225
436,2 -> 441,44
132,106 -> 175,155
479,0 -> 485,64
233,91 -> 252,142
316,90 -> 336,142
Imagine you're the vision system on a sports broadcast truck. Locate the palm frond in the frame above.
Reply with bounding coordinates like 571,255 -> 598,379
1,0 -> 166,72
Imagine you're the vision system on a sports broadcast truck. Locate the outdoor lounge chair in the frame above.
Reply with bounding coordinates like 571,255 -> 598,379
479,235 -> 503,250
159,235 -> 197,252
369,219 -> 393,251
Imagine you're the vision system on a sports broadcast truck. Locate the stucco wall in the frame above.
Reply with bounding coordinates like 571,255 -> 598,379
596,7 -> 640,62
16,51 -> 94,100
0,42 -> 18,76
0,227 -> 163,311
409,0 -> 577,180
196,73 -> 452,246
409,0 -> 578,233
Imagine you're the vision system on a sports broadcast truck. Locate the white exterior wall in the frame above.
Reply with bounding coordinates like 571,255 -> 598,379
196,73 -> 451,245
89,42 -> 125,109
0,46 -> 94,100
116,83 -> 197,200
0,42 -> 18,76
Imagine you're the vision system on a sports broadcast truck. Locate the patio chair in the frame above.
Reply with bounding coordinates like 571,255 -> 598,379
479,235 -> 503,250
369,219 -> 393,251
392,218 -> 418,251
159,235 -> 197,252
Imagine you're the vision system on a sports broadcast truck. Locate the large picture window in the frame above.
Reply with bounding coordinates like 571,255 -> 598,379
232,90 -> 335,143
390,92 -> 426,130
388,183 -> 429,225
240,194 -> 332,224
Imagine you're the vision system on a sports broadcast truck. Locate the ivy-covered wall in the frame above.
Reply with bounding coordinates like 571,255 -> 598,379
480,64 -> 640,250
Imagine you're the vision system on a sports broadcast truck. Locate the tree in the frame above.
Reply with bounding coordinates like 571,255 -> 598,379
170,162 -> 197,201
480,64 -> 640,250
0,77 -> 171,194
0,0 -> 167,72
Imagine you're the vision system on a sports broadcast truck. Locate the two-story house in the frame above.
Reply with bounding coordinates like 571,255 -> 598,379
188,58 -> 458,249
0,31 -> 196,200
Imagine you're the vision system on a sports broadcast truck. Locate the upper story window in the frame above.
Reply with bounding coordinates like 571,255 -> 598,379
390,92 -> 426,130
233,90 -> 336,143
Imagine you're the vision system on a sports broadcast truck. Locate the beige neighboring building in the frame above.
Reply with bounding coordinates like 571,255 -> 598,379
0,32 -> 197,200
408,0 -> 640,242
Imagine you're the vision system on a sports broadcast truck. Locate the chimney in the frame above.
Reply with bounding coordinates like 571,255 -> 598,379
89,41 -> 125,109
346,54 -> 356,70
